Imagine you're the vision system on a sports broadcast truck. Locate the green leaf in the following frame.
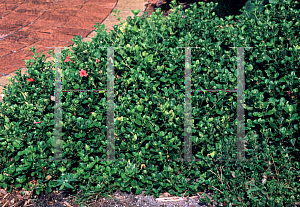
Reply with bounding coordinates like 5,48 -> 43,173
208,151 -> 217,158
135,119 -> 142,125
87,161 -> 96,169
159,77 -> 167,82
135,185 -> 142,195
159,131 -> 165,136
137,105 -> 144,112
64,182 -> 74,189
5,116 -> 9,123
133,134 -> 137,141
8,165 -> 16,174
288,105 -> 294,113
131,9 -> 141,16
279,97 -> 286,106
278,77 -> 286,82
13,140 -> 21,148
16,176 -> 26,183
290,139 -> 295,146
58,166 -> 66,173
131,179 -> 138,188
266,107 -> 276,115
85,144 -> 90,151
16,167 -> 24,172
284,105 -> 294,113
121,173 -> 127,179
59,184 -> 66,190
46,186 -> 52,193
15,184 -> 22,189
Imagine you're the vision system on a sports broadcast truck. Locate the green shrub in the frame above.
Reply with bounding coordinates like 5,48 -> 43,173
0,0 -> 299,206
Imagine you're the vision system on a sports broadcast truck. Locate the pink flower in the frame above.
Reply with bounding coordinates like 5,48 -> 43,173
64,55 -> 74,63
33,121 -> 44,124
96,58 -> 99,64
27,78 -> 35,82
79,69 -> 88,77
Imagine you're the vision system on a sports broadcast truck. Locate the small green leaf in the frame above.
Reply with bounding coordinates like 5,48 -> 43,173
137,105 -> 144,112
5,116 -> 9,123
159,131 -> 165,136
16,176 -> 26,183
290,139 -> 295,146
87,161 -> 96,169
131,9 -> 141,16
247,64 -> 253,71
58,166 -> 66,173
266,108 -> 276,115
135,186 -> 142,195
13,140 -> 20,148
135,119 -> 142,125
16,167 -> 24,172
159,77 -> 167,82
278,77 -> 286,82
59,184 -> 66,190
131,180 -> 138,188
283,106 -> 289,113
208,151 -> 217,158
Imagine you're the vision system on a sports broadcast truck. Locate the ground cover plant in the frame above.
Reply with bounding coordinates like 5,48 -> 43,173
0,0 -> 299,206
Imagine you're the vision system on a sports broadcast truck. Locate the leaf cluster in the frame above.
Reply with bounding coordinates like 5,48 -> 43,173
0,0 -> 299,205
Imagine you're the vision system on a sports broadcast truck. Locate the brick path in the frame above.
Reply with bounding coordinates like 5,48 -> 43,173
0,0 -> 117,75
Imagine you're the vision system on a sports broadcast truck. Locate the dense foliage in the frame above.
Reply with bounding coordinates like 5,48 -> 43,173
0,0 -> 299,205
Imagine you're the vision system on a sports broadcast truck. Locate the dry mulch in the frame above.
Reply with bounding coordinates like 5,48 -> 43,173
0,176 -> 227,207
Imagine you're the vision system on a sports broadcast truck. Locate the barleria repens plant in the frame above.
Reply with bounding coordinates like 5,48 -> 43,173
51,172 -> 79,191
0,0 -> 299,206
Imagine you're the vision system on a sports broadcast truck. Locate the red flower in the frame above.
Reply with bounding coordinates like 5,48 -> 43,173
79,69 -> 88,77
27,78 -> 35,82
96,58 -> 99,64
64,55 -> 74,63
